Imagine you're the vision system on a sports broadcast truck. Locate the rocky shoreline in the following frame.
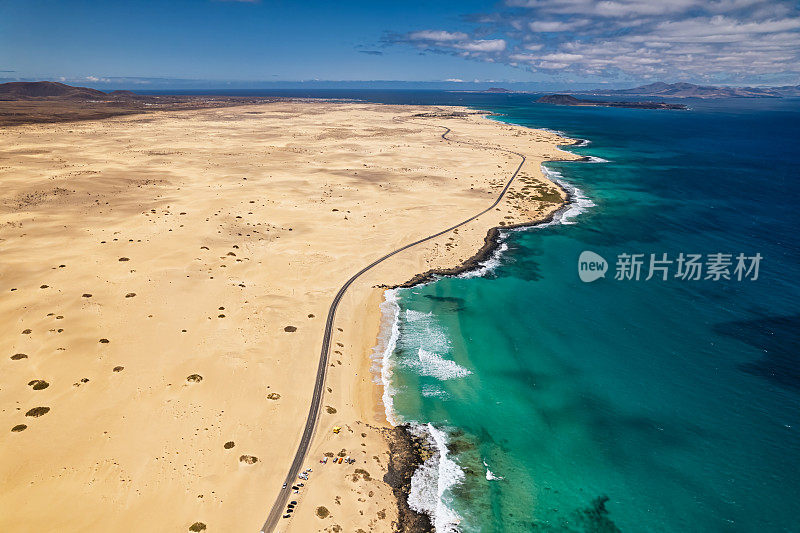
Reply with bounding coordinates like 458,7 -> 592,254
381,425 -> 435,532
391,187 -> 572,289
386,133 -> 583,290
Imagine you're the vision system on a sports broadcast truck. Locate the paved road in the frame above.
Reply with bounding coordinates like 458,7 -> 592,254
260,125 -> 526,533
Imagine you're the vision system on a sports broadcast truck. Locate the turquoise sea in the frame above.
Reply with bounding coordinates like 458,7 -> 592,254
362,93 -> 800,532
158,89 -> 800,531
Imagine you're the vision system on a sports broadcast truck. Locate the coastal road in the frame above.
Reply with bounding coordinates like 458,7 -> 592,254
260,122 -> 527,533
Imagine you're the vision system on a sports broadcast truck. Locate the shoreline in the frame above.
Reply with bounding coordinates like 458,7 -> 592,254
374,150 -> 591,530
380,425 -> 435,533
0,100 -> 582,532
257,114 -> 565,531
257,106 -> 585,532
389,182 -> 574,289
385,113 -> 585,290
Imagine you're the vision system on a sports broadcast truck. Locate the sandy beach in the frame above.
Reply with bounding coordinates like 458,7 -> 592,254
0,101 -> 580,532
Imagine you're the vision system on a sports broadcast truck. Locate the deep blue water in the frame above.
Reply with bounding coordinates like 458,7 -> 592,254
160,90 -> 800,531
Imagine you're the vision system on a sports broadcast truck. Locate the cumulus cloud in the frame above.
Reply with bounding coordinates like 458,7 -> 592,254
528,19 -> 590,31
454,39 -> 507,52
387,30 -> 506,60
387,0 -> 800,82
408,30 -> 469,42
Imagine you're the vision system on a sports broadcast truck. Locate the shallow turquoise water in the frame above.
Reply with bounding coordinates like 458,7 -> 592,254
383,97 -> 800,532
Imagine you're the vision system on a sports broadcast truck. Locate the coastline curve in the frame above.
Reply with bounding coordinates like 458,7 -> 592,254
260,119 -> 546,533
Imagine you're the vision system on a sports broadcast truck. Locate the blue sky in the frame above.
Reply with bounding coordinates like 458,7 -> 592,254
1,0 -> 799,87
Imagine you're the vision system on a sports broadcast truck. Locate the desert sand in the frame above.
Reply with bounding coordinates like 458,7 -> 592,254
0,101 -> 580,532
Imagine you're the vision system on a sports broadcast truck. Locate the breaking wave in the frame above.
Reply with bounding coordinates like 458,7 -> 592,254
484,460 -> 504,481
371,289 -> 402,425
540,165 -> 596,226
412,348 -> 472,380
457,241 -> 509,279
408,423 -> 464,533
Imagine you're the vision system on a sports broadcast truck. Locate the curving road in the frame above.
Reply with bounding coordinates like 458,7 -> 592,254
260,123 -> 526,533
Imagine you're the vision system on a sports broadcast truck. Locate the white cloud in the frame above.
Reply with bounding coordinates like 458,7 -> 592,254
454,39 -> 507,52
529,20 -> 576,31
509,53 -> 539,63
393,30 -> 507,58
388,0 -> 800,81
539,52 -> 584,61
645,16 -> 800,43
408,30 -> 468,42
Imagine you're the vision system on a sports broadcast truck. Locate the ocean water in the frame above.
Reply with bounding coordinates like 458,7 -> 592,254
360,93 -> 800,532
157,89 -> 800,531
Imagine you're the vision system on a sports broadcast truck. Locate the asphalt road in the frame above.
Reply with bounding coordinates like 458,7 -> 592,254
260,125 -> 526,533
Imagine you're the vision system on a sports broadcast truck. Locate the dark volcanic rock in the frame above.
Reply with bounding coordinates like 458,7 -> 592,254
381,425 -> 433,532
537,94 -> 582,105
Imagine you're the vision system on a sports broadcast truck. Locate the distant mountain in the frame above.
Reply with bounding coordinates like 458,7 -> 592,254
108,89 -> 138,97
771,85 -> 800,97
0,81 -> 108,99
483,87 -> 512,93
581,82 -> 800,99
537,94 -> 686,110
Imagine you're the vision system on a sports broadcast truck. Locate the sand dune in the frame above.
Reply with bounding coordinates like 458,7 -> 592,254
0,101 -> 579,532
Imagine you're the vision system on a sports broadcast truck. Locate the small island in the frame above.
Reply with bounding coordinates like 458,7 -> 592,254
536,94 -> 687,110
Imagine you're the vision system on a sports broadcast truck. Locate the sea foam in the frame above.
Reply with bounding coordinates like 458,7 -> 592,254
413,348 -> 472,381
400,305 -> 452,356
371,289 -> 402,425
408,423 -> 464,533
458,241 -> 509,279
421,383 -> 449,399
399,307 -> 471,380
540,165 -> 596,226
484,460 -> 504,481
